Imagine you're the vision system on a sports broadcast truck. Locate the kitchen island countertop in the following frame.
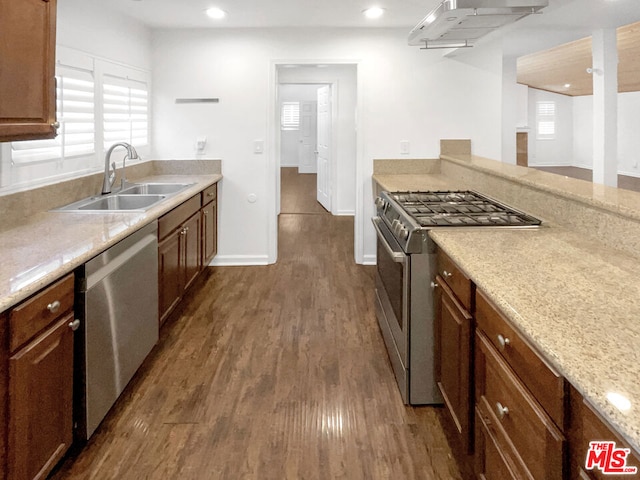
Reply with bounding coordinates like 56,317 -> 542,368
0,173 -> 221,313
373,169 -> 640,455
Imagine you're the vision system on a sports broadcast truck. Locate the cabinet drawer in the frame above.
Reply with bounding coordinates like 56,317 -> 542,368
158,195 -> 201,240
201,184 -> 217,205
476,289 -> 566,428
568,385 -> 640,479
437,249 -> 472,310
9,273 -> 74,352
476,330 -> 565,479
475,406 -> 519,479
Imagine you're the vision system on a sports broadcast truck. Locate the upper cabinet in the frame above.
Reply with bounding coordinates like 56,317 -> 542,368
0,0 -> 58,142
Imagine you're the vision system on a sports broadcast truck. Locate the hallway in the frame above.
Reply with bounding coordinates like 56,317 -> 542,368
52,170 -> 463,479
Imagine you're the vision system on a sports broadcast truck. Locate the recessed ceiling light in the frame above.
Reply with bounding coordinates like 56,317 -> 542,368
564,83 -> 571,88
206,7 -> 226,19
363,7 -> 385,19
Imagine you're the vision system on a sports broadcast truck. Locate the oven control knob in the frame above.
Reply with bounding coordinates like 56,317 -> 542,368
375,197 -> 386,209
399,227 -> 409,240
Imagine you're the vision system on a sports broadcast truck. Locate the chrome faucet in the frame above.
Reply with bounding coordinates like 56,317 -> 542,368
101,142 -> 139,194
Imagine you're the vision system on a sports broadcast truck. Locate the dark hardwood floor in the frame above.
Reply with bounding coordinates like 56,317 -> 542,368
51,170 -> 463,480
280,167 -> 328,215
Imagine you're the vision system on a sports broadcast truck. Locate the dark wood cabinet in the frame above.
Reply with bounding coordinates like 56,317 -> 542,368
567,385 -> 640,479
158,197 -> 202,325
158,184 -> 218,325
474,287 -> 566,480
4,273 -> 75,480
201,185 -> 218,267
435,249 -> 474,454
0,0 -> 58,142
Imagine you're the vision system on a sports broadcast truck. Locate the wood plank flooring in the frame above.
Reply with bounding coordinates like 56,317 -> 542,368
280,167 -> 328,215
51,171 -> 463,480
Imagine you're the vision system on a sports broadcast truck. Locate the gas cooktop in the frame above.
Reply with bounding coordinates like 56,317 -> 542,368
388,190 -> 542,227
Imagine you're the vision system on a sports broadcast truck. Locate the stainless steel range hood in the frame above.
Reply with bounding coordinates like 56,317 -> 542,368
408,0 -> 548,49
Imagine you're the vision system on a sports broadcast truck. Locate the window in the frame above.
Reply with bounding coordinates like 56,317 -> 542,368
11,66 -> 95,164
103,75 -> 149,149
2,50 -> 150,189
281,102 -> 300,130
536,101 -> 556,140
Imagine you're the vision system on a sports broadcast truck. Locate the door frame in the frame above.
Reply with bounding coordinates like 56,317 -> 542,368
268,60 -> 362,265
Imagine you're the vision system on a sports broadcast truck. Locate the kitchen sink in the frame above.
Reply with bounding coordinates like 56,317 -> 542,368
119,183 -> 193,195
54,182 -> 195,212
77,194 -> 166,211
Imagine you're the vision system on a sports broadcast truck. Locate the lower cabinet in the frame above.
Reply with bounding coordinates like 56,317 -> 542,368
567,384 -> 640,480
435,272 -> 473,454
4,273 -> 76,480
158,206 -> 202,324
158,183 -> 218,324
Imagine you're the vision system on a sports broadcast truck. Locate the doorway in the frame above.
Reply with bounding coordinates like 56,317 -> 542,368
271,63 -> 358,263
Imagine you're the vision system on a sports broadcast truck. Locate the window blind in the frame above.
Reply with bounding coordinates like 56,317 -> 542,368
536,101 -> 556,139
103,75 -> 149,149
11,66 -> 95,163
281,102 -> 300,130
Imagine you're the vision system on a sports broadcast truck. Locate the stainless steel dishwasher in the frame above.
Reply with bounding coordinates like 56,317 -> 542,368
76,221 -> 159,439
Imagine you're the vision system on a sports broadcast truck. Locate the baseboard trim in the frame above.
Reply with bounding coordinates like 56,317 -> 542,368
362,254 -> 377,266
334,209 -> 355,216
210,255 -> 270,266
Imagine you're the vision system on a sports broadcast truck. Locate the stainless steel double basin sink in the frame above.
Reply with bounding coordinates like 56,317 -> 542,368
54,183 -> 194,212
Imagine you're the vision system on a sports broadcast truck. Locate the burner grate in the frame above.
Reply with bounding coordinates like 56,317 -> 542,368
390,190 -> 541,228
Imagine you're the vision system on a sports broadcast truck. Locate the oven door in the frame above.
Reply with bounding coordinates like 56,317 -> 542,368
372,216 -> 410,401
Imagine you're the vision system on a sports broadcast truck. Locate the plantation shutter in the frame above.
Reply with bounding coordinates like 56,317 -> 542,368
281,102 -> 300,130
103,75 -> 149,149
11,66 -> 95,163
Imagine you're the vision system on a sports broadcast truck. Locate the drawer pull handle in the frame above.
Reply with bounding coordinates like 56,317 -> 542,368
47,300 -> 61,313
496,402 -> 510,419
497,334 -> 510,350
443,270 -> 452,278
207,192 -> 215,197
68,319 -> 80,331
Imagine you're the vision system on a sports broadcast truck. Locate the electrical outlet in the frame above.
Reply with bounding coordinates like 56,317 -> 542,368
400,141 -> 410,155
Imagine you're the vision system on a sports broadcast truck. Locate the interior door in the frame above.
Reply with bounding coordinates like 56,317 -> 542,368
316,85 -> 331,212
298,101 -> 317,173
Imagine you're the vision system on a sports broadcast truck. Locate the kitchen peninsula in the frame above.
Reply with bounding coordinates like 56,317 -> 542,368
373,140 -> 640,477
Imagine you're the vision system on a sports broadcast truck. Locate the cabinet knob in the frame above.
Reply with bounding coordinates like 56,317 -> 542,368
497,334 -> 510,350
68,319 -> 80,331
431,281 -> 439,289
207,192 -> 215,197
47,300 -> 61,313
496,402 -> 509,420
51,121 -> 60,129
443,270 -> 452,278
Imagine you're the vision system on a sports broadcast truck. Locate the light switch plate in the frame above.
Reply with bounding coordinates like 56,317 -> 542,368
400,140 -> 410,155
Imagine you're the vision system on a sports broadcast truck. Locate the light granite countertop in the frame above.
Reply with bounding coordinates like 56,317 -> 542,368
373,170 -> 640,453
0,173 -> 221,313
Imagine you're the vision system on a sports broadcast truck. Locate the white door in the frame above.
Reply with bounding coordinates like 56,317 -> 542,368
316,85 -> 331,212
298,101 -> 317,174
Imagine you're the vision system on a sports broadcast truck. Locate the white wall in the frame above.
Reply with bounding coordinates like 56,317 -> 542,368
616,91 -> 640,177
151,27 -> 505,265
573,95 -> 593,169
56,0 -> 152,69
527,88 -> 574,167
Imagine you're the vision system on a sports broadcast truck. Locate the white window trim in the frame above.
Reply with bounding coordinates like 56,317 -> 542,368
536,100 -> 556,140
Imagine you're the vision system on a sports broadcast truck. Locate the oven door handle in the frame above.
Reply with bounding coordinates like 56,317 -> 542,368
372,217 -> 406,263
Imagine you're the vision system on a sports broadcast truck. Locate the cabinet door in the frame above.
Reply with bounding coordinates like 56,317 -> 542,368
0,0 -> 58,141
201,200 -> 217,266
158,231 -> 182,324
9,314 -> 74,480
436,275 -> 473,453
183,213 -> 202,291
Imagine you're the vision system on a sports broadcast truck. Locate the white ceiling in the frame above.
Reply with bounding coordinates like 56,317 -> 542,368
100,0 -> 640,56
101,0 -> 437,29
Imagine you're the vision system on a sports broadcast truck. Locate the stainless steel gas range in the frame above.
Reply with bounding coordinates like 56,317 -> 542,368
372,190 -> 541,405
